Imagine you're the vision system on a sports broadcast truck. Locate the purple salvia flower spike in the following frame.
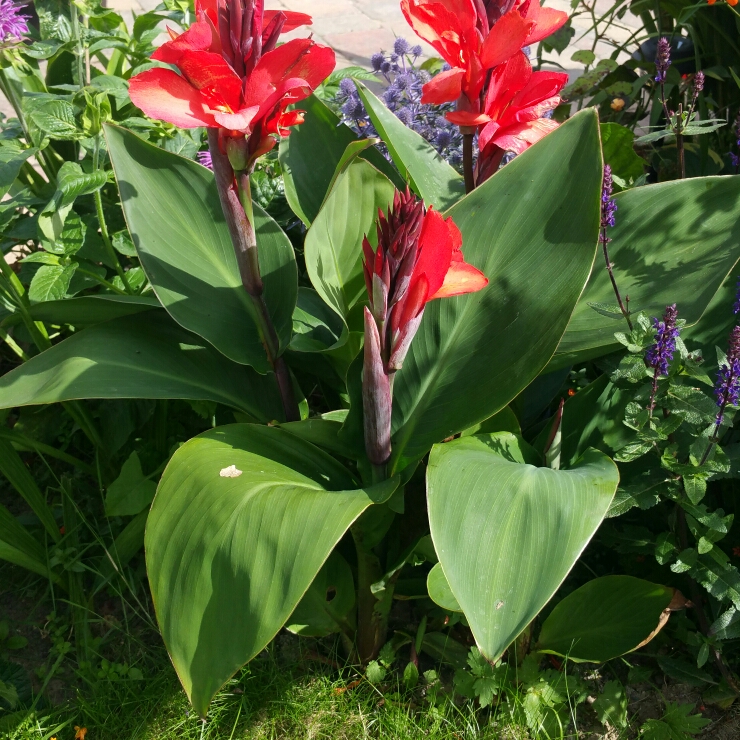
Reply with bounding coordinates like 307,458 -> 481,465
655,37 -> 671,84
714,326 -> 740,427
646,304 -> 680,378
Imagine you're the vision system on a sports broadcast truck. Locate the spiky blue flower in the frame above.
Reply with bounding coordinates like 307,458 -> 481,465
393,37 -> 411,56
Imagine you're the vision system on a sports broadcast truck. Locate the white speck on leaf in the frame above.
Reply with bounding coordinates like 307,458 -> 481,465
495,600 -> 504,610
220,465 -> 242,478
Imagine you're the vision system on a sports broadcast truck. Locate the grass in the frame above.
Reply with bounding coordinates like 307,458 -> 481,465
2,642 -> 529,740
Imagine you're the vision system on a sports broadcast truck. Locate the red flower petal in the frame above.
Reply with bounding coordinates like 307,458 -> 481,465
177,50 -> 243,112
479,9 -> 532,69
483,51 -> 531,118
523,6 -> 569,46
488,118 -> 560,155
151,20 -> 213,64
243,39 -> 335,113
128,68 -> 216,128
414,208 -> 454,300
264,10 -> 312,31
446,110 -> 490,126
429,260 -> 488,300
400,0 -> 476,67
421,67 -> 465,105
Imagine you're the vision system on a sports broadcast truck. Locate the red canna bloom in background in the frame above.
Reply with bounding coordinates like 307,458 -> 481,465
129,0 -> 335,167
462,51 -> 568,183
362,189 -> 487,466
401,0 -> 567,125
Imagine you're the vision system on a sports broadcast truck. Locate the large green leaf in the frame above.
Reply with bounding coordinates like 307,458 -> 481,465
0,313 -> 283,422
427,433 -> 618,662
356,82 -> 465,211
279,95 -> 403,225
106,124 -> 297,373
28,294 -> 160,326
304,159 -> 395,319
387,110 -> 602,469
146,424 -> 397,715
537,575 -> 676,662
553,176 -> 740,369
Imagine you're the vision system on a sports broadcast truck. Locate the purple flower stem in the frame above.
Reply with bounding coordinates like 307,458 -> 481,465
602,237 -> 633,331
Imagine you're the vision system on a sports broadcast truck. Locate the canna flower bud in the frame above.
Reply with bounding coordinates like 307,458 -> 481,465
361,188 -> 488,469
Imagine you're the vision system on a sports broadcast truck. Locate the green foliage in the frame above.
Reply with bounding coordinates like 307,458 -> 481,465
427,433 -> 618,662
640,702 -> 710,740
537,576 -> 675,662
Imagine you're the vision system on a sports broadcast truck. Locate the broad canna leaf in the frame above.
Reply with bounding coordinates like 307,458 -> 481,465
356,82 -> 466,211
304,159 -> 395,319
427,433 -> 618,663
279,95 -> 403,225
552,176 -> 740,369
387,110 -> 602,470
0,313 -> 284,422
28,294 -> 160,326
537,575 -> 679,662
106,123 -> 297,374
146,424 -> 397,716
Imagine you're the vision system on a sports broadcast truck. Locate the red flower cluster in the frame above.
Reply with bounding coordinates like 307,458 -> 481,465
401,0 -> 568,181
363,188 -> 488,374
129,0 -> 335,166
362,189 -> 487,466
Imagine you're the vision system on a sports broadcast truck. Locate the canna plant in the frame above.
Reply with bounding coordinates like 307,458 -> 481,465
0,0 -> 740,721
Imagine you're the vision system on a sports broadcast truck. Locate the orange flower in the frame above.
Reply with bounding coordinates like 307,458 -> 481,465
74,727 -> 87,740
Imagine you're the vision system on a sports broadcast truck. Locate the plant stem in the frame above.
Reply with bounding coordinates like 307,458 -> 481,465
207,130 -> 299,422
600,228 -> 633,331
70,2 -> 86,89
462,132 -> 475,193
93,136 -> 133,293
351,525 -> 387,663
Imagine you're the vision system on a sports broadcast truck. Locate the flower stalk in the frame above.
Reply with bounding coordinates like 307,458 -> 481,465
207,129 -> 299,422
600,165 -> 632,330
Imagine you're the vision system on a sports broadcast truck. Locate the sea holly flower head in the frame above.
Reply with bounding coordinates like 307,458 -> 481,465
363,188 -> 488,373
645,304 -> 680,377
129,0 -> 335,168
401,0 -> 566,124
0,0 -> 29,42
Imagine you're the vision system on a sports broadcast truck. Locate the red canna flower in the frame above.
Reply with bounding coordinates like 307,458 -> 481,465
363,188 -> 488,373
401,0 -> 567,124
362,189 -> 487,466
129,0 -> 335,167
469,51 -> 567,183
